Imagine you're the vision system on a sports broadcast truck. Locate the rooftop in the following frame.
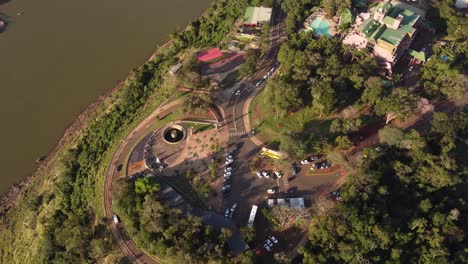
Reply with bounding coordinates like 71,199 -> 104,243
197,48 -> 223,62
243,6 -> 272,25
379,27 -> 405,46
359,19 -> 381,38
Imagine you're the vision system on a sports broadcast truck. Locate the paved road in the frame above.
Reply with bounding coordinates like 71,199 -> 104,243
103,99 -> 187,264
102,5 -> 287,263
220,5 -> 287,228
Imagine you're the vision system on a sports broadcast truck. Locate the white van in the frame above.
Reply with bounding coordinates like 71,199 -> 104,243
113,214 -> 120,224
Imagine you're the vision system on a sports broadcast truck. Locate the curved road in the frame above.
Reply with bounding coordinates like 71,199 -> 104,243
103,5 -> 286,263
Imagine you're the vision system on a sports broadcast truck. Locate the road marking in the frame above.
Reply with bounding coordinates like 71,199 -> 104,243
229,131 -> 248,137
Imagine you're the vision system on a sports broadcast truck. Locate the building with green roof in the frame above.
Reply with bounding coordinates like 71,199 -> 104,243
355,1 -> 421,74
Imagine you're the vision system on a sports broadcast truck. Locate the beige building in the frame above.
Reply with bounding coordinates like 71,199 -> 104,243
354,1 -> 420,74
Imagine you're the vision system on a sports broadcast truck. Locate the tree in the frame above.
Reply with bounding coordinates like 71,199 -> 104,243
274,251 -> 291,264
420,56 -> 465,99
378,126 -> 403,147
184,92 -> 212,113
311,79 -> 337,117
239,49 -> 260,77
335,135 -> 352,150
238,250 -> 256,264
265,77 -> 303,118
375,87 -> 417,124
330,118 -> 362,134
280,133 -> 307,160
361,77 -> 383,106
134,176 -> 160,195
240,226 -> 256,244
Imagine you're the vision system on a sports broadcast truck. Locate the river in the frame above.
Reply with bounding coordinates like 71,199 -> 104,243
0,0 -> 212,194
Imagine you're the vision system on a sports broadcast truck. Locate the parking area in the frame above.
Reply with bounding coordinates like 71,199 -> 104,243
217,136 -> 345,255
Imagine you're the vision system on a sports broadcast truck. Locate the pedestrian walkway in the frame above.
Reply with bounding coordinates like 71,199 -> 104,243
229,131 -> 248,137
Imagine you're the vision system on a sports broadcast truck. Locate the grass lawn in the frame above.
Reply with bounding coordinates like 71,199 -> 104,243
249,88 -> 333,148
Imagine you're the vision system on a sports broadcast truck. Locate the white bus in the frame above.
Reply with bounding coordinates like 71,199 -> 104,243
248,205 -> 258,227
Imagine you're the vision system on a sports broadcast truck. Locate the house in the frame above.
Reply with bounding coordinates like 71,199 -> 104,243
197,48 -> 223,62
243,7 -> 272,27
355,1 -> 421,74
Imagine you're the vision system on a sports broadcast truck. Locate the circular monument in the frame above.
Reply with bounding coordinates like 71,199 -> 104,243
162,125 -> 186,144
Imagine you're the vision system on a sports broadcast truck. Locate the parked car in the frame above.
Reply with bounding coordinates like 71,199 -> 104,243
269,235 -> 278,244
224,167 -> 232,172
223,178 -> 231,184
222,184 -> 231,191
225,159 -> 233,165
263,74 -> 268,79
261,171 -> 268,177
224,209 -> 230,218
256,172 -> 263,178
300,158 -> 310,164
266,239 -> 273,247
267,188 -> 276,194
115,164 -> 123,172
224,171 -> 232,177
113,214 -> 120,224
255,80 -> 262,87
226,155 -> 233,160
231,203 -> 238,212
264,244 -> 272,252
264,173 -> 270,179
274,171 -> 282,178
235,89 -> 241,96
229,210 -> 234,219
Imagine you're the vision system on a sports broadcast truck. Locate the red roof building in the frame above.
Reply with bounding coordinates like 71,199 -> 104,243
197,48 -> 223,62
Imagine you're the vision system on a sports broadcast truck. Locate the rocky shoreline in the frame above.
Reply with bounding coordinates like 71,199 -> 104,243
0,82 -> 122,218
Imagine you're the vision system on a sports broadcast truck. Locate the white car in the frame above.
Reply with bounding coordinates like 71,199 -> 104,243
225,160 -> 233,165
266,239 -> 273,247
256,172 -> 263,178
261,171 -> 268,177
231,203 -> 238,212
264,244 -> 272,252
270,67 -> 275,73
225,167 -> 232,172
300,159 -> 310,165
267,189 -> 276,194
226,155 -> 233,160
225,209 -> 230,218
264,173 -> 270,179
263,74 -> 268,79
274,171 -> 282,178
112,214 -> 120,224
224,171 -> 231,177
269,235 -> 278,244
235,89 -> 241,96
255,81 -> 262,87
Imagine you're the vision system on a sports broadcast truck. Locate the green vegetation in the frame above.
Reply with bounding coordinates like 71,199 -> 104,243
239,48 -> 261,77
300,110 -> 468,263
114,179 -> 229,262
135,176 -> 160,195
427,0 -> 468,40
220,70 -> 241,88
420,42 -> 467,100
0,0 -> 250,262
